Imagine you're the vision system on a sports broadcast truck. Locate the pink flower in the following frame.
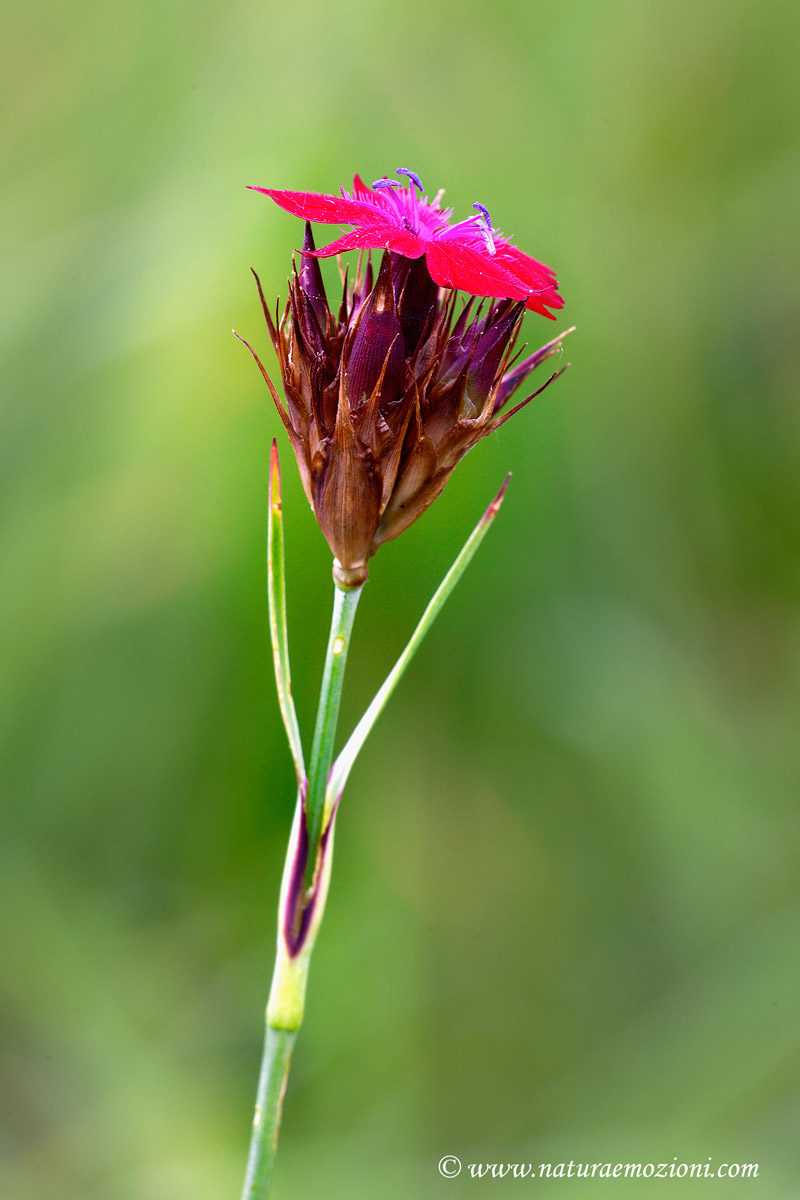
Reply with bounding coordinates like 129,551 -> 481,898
248,168 -> 564,319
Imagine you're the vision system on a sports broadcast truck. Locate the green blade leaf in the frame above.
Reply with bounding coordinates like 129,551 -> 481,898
268,440 -> 306,787
325,475 -> 511,821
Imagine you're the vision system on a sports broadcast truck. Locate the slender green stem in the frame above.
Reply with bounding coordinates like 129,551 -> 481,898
242,479 -> 508,1197
241,579 -> 361,1199
305,581 -> 362,879
239,795 -> 321,1200
240,1026 -> 297,1199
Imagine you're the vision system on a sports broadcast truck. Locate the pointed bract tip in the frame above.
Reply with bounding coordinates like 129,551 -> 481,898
482,473 -> 512,524
269,439 -> 282,508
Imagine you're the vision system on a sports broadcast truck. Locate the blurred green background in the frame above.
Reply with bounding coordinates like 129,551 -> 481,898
2,0 -> 799,1195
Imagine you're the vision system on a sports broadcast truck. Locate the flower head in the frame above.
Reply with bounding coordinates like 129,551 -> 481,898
241,170 -> 571,587
249,169 -> 564,320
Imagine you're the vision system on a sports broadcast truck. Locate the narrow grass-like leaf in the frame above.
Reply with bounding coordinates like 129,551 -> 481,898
268,440 -> 306,787
325,476 -> 511,820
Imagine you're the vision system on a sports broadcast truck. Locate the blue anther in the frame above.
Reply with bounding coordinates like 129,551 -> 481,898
472,203 -> 496,255
373,176 -> 401,190
397,168 -> 424,193
473,202 -> 493,229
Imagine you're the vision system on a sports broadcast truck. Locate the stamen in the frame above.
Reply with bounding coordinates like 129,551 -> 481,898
479,227 -> 496,254
448,215 -> 483,234
397,168 -> 424,193
473,202 -> 496,255
373,173 -> 417,233
395,168 -> 423,233
473,202 -> 492,227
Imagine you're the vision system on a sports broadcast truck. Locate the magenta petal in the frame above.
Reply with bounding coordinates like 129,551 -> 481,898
351,174 -> 375,199
309,225 -> 426,259
490,245 -> 563,315
493,243 -> 563,309
307,228 -> 385,257
252,173 -> 564,315
494,242 -> 556,287
249,186 -> 382,225
375,228 -> 426,257
525,295 -> 559,318
425,240 -> 530,301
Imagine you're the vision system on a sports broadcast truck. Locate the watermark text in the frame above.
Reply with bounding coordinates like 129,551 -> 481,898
437,1156 -> 759,1181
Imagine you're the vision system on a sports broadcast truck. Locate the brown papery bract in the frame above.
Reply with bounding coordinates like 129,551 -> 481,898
244,223 -> 571,586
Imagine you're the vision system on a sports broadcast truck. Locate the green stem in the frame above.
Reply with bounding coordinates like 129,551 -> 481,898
241,578 -> 362,1199
240,1026 -> 297,1199
305,581 -> 362,878
242,481 -> 508,1198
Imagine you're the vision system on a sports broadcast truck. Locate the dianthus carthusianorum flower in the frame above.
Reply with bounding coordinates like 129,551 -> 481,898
242,169 -> 570,586
238,167 -> 575,1200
